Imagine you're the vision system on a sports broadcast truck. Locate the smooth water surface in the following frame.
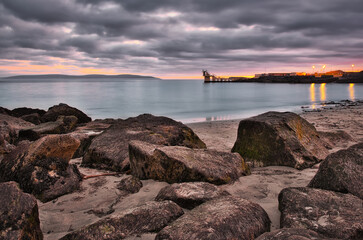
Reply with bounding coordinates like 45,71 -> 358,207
0,78 -> 362,123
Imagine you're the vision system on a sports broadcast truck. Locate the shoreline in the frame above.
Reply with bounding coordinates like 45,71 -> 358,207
187,99 -> 363,152
1,101 -> 362,239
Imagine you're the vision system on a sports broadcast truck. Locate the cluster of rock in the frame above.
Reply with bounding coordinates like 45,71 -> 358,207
1,104 -> 362,239
277,143 -> 363,239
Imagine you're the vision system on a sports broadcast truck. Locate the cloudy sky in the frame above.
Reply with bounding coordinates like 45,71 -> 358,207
0,0 -> 362,78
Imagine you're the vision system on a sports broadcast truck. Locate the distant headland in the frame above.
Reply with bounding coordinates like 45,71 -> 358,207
2,74 -> 160,80
203,70 -> 363,83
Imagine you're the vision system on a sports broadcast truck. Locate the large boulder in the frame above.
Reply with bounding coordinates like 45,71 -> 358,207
155,182 -> 230,209
70,119 -> 115,158
19,115 -> 78,141
0,113 -> 34,144
20,113 -> 42,125
232,111 -> 329,169
156,196 -> 270,240
0,114 -> 34,155
82,114 -> 206,172
60,201 -> 184,240
278,187 -> 363,239
256,228 -> 335,240
0,181 -> 43,240
0,135 -> 82,202
41,103 -> 91,123
11,107 -> 46,118
129,141 -> 250,184
308,143 -> 363,199
0,106 -> 11,115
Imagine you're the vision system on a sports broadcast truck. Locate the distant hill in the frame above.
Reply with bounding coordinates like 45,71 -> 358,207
2,74 -> 160,80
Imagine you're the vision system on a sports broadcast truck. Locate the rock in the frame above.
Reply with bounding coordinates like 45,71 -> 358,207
0,113 -> 34,144
256,228 -> 335,240
0,114 -> 34,156
70,120 -> 114,158
117,175 -> 143,193
231,111 -> 329,169
318,130 -> 355,150
278,187 -> 363,239
155,196 -> 270,240
11,107 -> 46,118
0,135 -> 82,202
82,114 -> 206,172
155,182 -> 230,209
0,106 -> 11,115
24,134 -> 80,163
130,141 -> 250,184
308,143 -> 363,199
60,201 -> 184,240
0,181 -> 43,240
20,113 -> 42,124
41,103 -> 91,123
19,115 -> 78,141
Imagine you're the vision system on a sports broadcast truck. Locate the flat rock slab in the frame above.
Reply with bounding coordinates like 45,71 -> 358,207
256,228 -> 336,240
155,182 -> 230,209
279,187 -> 363,239
19,115 -> 78,141
308,142 -> 363,199
232,111 -> 329,169
83,114 -> 206,172
0,135 -> 82,202
0,181 -> 43,240
129,141 -> 250,184
156,196 -> 270,240
60,201 -> 184,240
41,103 -> 91,123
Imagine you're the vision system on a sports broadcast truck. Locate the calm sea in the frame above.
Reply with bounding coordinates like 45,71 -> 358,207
0,78 -> 362,123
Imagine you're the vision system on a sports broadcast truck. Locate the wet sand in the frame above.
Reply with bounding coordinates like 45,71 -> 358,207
39,102 -> 363,239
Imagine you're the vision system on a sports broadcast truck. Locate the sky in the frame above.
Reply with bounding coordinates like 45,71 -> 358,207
0,0 -> 362,79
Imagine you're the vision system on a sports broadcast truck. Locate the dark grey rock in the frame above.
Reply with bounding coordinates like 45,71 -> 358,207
0,106 -> 11,115
20,113 -> 42,125
41,103 -> 91,123
60,201 -> 184,240
0,181 -> 43,240
82,114 -> 206,172
279,187 -> 363,239
155,182 -> 230,209
308,143 -> 363,199
156,196 -> 270,240
117,175 -> 143,193
0,113 -> 34,144
19,115 -> 78,141
11,107 -> 46,118
232,111 -> 330,169
129,141 -> 250,185
0,113 -> 34,156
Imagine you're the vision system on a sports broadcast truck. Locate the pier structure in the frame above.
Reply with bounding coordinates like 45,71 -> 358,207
203,70 -> 231,83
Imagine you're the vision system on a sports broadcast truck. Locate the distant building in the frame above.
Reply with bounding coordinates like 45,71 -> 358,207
326,70 -> 344,77
255,72 -> 306,78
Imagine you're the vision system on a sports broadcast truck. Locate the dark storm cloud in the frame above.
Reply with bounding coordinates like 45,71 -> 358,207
0,0 -> 362,76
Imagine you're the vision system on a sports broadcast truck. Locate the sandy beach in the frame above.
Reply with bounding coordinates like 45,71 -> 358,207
38,102 -> 363,240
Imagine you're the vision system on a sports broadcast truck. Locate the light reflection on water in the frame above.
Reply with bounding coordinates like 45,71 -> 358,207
320,83 -> 326,101
308,83 -> 357,111
0,79 -> 362,123
349,83 -> 355,101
